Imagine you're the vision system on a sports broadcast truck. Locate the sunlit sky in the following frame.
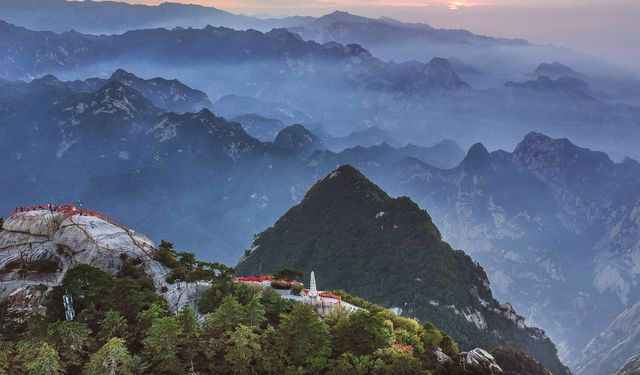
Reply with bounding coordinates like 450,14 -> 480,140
116,0 -> 640,73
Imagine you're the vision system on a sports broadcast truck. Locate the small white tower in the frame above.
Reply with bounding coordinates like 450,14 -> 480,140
309,271 -> 318,298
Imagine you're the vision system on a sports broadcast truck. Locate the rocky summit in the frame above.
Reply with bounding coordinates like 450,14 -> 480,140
0,205 -> 206,312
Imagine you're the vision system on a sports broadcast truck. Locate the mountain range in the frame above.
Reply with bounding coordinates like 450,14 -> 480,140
0,69 -> 465,260
2,68 -> 640,372
0,0 -> 626,85
291,133 -> 640,373
1,7 -> 640,371
0,0 -> 311,34
1,19 -> 638,162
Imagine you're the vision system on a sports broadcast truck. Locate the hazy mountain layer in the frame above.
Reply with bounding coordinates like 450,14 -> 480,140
1,21 -> 639,160
1,68 -> 639,372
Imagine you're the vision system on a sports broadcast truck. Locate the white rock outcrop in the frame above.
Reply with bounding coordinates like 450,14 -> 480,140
0,207 -> 205,312
460,348 -> 503,374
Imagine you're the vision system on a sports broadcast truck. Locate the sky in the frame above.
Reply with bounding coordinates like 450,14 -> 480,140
118,0 -> 640,74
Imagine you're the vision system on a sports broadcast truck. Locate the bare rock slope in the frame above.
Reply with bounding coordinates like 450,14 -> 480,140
0,205 -> 202,312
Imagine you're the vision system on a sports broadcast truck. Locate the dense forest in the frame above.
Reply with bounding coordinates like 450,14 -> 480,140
0,242 -> 491,375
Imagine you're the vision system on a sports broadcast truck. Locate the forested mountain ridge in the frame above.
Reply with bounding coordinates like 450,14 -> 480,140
0,204 -> 541,374
236,165 -> 570,375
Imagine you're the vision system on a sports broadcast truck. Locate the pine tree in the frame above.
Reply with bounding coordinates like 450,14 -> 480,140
242,299 -> 266,327
224,325 -> 261,375
275,304 -> 331,372
0,338 -> 11,375
84,338 -> 135,375
98,310 -> 128,344
136,302 -> 168,333
142,316 -> 184,374
332,311 -> 393,356
46,321 -> 91,370
177,306 -> 201,367
203,296 -> 245,336
20,342 -> 62,375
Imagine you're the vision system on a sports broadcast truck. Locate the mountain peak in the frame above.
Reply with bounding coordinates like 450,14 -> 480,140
236,165 -> 562,373
84,80 -> 159,119
319,10 -> 363,22
323,164 -> 369,184
415,57 -> 471,93
32,74 -> 63,86
461,142 -> 491,168
522,131 -> 552,143
274,124 -> 325,154
514,132 -> 577,160
513,132 -> 615,180
295,165 -> 392,212
110,68 -> 137,81
104,69 -> 212,114
533,61 -> 580,78
329,10 -> 351,16
516,131 -> 573,154
506,76 -> 594,99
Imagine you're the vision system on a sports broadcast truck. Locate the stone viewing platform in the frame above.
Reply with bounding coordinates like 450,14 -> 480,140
236,272 -> 363,315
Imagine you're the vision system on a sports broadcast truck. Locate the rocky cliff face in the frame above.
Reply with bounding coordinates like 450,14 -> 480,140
616,355 -> 640,375
358,132 -> 640,366
576,302 -> 640,375
0,206 -> 203,312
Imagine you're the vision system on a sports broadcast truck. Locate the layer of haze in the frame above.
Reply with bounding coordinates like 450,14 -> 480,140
116,0 -> 640,75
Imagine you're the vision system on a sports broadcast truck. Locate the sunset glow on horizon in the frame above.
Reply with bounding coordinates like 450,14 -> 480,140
101,0 -> 640,74
114,0 -> 491,12
447,1 -> 474,10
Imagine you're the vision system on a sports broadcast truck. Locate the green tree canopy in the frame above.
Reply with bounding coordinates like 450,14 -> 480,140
177,306 -> 201,366
0,338 -> 11,375
276,304 -> 331,371
224,325 -> 261,375
371,347 -> 424,375
84,337 -> 135,375
19,342 -> 62,375
45,320 -> 91,370
332,311 -> 393,356
142,316 -> 184,374
98,310 -> 128,344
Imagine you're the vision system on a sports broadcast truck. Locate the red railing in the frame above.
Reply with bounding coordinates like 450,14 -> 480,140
236,276 -> 302,286
319,292 -> 342,301
236,276 -> 341,302
236,276 -> 273,283
302,290 -> 342,301
9,204 -> 120,227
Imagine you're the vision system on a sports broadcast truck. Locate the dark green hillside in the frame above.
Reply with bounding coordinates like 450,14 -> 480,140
237,165 -> 570,375
491,347 -> 553,375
